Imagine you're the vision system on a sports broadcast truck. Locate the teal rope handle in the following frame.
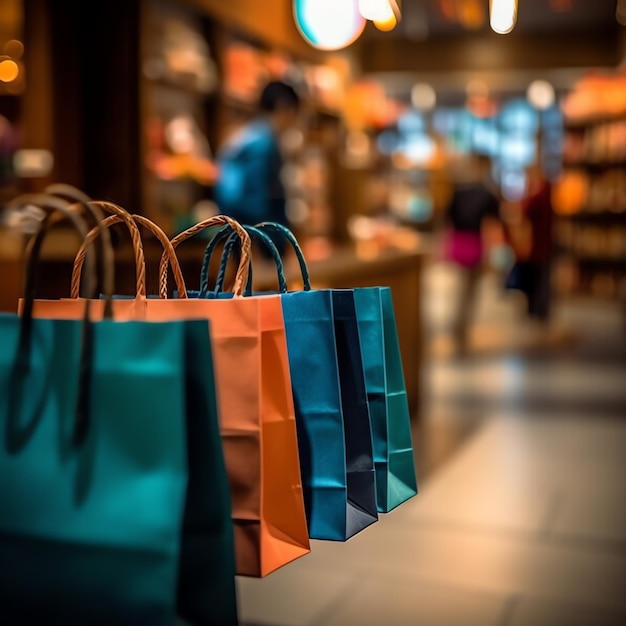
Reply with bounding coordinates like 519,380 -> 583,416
199,224 -> 288,296
198,224 -> 232,295
254,222 -> 311,291
216,226 -> 287,295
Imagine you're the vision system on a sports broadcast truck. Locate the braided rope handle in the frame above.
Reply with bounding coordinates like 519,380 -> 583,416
255,222 -> 312,291
160,215 -> 251,297
44,184 -> 116,300
71,214 -> 188,299
212,225 -> 288,295
85,201 -> 147,297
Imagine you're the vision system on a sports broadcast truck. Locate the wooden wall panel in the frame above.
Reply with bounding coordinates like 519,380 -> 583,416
182,0 -> 323,59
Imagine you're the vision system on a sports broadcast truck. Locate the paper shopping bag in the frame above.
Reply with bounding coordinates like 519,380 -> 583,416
204,223 -> 379,541
1,198 -> 238,625
353,286 -> 418,512
252,222 -> 416,514
152,217 -> 311,577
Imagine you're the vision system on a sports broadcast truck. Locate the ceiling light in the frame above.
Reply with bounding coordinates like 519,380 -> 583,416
527,80 -> 555,110
293,0 -> 366,51
374,12 -> 398,31
358,0 -> 401,22
489,0 -> 517,34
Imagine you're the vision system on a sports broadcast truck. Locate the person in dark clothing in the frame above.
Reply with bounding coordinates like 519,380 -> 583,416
519,162 -> 554,322
444,152 -> 501,354
213,80 -> 301,258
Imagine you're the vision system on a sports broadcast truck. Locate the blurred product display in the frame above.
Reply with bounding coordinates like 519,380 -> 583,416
554,73 -> 626,300
0,0 -> 625,307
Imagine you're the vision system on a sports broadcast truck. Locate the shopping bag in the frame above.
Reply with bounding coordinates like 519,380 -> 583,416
203,222 -> 379,541
45,203 -> 309,577
1,198 -> 238,625
153,218 -> 310,577
352,286 -> 419,512
241,223 -> 417,513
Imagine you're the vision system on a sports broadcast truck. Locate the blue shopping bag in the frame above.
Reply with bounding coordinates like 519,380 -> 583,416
198,223 -> 379,541
213,223 -> 417,514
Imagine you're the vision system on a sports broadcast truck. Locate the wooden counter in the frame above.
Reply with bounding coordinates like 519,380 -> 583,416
1,235 -> 427,416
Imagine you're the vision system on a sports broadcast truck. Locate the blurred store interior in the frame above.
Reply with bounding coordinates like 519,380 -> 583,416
1,1 -> 626,624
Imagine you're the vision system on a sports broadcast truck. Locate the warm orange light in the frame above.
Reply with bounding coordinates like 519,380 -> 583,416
459,0 -> 486,29
0,59 -> 19,82
373,13 -> 397,31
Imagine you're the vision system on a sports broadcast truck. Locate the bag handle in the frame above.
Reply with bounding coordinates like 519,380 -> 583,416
6,192 -> 115,447
159,215 -> 251,298
7,194 -> 108,313
71,213 -> 188,299
33,187 -> 144,301
254,222 -> 312,291
199,224 -> 288,296
44,185 -> 117,308
215,225 -> 288,295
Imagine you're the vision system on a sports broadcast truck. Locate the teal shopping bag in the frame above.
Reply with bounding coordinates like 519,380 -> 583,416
353,286 -> 418,512
225,223 -> 417,514
201,223 -> 379,541
0,196 -> 238,625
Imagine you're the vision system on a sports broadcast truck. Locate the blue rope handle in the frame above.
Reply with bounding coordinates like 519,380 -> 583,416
254,222 -> 311,291
199,224 -> 288,296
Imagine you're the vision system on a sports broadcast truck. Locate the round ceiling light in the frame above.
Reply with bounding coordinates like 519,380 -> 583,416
293,0 -> 366,51
527,80 -> 555,110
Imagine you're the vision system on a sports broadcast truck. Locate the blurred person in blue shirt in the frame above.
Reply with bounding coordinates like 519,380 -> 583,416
214,80 -> 301,258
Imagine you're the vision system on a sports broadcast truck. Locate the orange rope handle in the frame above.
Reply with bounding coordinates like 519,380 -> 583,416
88,201 -> 146,297
132,215 -> 187,299
160,215 -> 251,297
71,213 -> 188,299
44,185 -> 116,299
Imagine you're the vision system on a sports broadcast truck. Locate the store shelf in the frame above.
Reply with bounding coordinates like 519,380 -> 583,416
559,110 -> 626,300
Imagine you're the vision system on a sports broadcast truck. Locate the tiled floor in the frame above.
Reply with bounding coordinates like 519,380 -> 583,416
237,261 -> 626,626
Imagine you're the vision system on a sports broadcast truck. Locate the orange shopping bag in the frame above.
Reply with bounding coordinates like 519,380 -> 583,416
71,211 -> 311,577
152,218 -> 311,577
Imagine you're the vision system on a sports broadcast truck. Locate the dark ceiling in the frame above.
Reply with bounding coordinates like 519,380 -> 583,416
359,0 -> 625,99
395,0 -> 620,37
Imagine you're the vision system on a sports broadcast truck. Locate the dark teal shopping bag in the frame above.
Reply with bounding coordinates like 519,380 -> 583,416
200,223 -> 378,541
353,286 -> 418,512
214,223 -> 417,514
0,197 -> 238,625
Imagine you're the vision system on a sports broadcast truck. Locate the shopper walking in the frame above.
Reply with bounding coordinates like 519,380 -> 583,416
444,151 -> 502,355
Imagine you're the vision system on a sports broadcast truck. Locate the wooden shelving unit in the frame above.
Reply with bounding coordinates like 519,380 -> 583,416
556,115 -> 626,300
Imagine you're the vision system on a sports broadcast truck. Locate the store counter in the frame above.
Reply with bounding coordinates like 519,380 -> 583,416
1,233 -> 428,416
